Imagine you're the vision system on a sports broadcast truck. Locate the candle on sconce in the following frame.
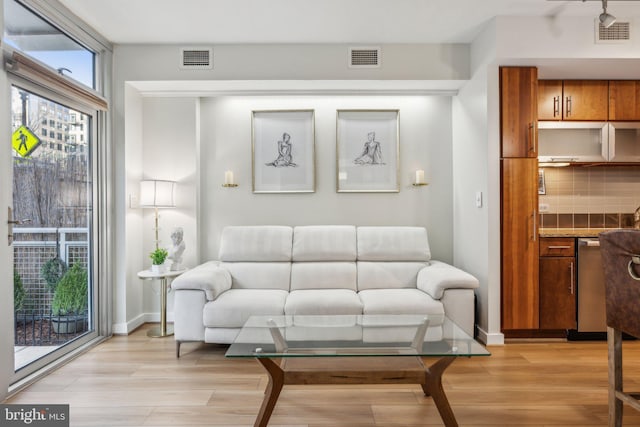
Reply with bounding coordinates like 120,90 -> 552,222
415,170 -> 425,184
224,171 -> 234,186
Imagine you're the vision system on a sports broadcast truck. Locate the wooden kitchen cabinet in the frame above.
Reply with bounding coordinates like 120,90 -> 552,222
538,80 -> 563,120
500,67 -> 538,158
538,80 -> 608,121
609,80 -> 640,121
539,238 -> 576,330
501,158 -> 539,330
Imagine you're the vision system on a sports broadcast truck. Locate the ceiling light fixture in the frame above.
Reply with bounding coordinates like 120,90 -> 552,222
599,0 -> 617,28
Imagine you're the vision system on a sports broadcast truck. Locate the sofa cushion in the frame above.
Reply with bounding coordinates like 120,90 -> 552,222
219,226 -> 293,262
222,262 -> 291,291
357,261 -> 427,291
285,289 -> 363,315
286,315 -> 363,342
203,289 -> 288,328
358,289 -> 444,316
292,225 -> 357,261
357,226 -> 431,262
290,262 -> 357,291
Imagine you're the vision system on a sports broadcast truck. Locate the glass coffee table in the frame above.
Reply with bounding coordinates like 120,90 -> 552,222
226,314 -> 490,427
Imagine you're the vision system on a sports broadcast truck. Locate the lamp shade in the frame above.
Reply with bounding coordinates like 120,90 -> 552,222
140,180 -> 176,208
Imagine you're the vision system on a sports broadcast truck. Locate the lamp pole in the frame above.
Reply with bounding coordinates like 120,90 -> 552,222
154,206 -> 159,250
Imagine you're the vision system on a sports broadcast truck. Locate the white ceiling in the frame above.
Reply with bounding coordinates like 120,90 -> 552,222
58,0 -> 640,45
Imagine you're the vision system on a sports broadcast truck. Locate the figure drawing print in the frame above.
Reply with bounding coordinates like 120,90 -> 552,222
266,132 -> 297,167
353,131 -> 384,165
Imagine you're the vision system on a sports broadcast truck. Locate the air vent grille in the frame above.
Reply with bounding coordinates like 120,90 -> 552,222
349,47 -> 381,68
180,48 -> 213,69
596,21 -> 630,43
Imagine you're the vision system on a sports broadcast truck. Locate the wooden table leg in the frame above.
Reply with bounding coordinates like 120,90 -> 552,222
255,358 -> 284,427
421,357 -> 458,427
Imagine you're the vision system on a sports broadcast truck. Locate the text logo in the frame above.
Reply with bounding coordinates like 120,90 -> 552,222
1,405 -> 69,426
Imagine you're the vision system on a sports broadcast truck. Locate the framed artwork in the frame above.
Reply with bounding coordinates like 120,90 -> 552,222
336,110 -> 399,192
538,169 -> 546,195
252,110 -> 315,193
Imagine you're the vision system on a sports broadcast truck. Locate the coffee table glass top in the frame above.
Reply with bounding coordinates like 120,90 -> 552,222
226,314 -> 490,358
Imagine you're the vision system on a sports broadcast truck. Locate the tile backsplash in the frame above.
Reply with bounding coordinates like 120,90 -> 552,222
539,166 -> 640,228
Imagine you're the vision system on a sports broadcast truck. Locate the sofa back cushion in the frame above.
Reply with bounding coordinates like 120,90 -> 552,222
357,261 -> 427,291
290,262 -> 357,291
292,225 -> 357,261
357,226 -> 431,262
222,262 -> 291,291
219,226 -> 292,262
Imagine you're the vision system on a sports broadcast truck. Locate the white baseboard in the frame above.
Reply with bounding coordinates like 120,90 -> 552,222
112,313 -> 145,335
476,326 -> 504,345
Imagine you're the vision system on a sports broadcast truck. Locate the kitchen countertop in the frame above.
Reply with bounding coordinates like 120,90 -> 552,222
539,228 -> 628,238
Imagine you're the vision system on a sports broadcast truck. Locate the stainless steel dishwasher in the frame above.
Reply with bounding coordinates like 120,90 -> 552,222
576,238 -> 607,334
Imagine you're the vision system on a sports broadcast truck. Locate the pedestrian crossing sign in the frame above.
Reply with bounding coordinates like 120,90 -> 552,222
12,125 -> 41,158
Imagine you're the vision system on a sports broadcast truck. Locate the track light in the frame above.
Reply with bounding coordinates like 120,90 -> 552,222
599,0 -> 616,28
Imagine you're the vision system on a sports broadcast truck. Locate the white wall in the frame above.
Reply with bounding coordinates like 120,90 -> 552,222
199,95 -> 453,261
113,84 -> 144,334
113,43 -> 469,81
113,42 -> 468,332
140,97 -> 198,320
452,20 -> 501,344
113,17 -> 640,341
497,16 -> 640,61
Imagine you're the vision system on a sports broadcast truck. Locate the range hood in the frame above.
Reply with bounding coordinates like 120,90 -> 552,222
537,121 -> 640,164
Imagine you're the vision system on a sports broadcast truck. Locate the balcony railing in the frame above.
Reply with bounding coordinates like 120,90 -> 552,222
13,227 -> 88,346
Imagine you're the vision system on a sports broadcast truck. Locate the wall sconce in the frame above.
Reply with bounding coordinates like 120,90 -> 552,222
412,170 -> 428,186
222,170 -> 238,187
140,179 -> 176,249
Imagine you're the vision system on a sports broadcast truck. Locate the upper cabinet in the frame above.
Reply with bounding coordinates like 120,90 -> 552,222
501,67 -> 538,158
538,80 -> 563,121
609,81 -> 640,121
538,80 -> 609,121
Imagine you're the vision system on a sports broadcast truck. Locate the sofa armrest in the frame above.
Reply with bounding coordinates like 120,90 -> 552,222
417,260 -> 479,300
171,261 -> 232,301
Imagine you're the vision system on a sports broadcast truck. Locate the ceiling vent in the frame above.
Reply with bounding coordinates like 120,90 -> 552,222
349,47 -> 381,68
595,20 -> 631,44
180,47 -> 213,70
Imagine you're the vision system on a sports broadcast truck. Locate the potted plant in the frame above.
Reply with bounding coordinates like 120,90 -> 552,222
149,248 -> 169,273
51,263 -> 88,334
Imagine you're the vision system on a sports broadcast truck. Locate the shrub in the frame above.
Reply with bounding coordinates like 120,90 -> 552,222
52,263 -> 88,316
14,271 -> 25,311
41,257 -> 67,292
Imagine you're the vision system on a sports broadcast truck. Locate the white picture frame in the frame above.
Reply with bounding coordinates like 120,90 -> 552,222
252,110 -> 315,193
538,169 -> 546,195
336,110 -> 399,193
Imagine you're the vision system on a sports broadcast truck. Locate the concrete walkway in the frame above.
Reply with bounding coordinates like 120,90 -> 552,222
14,345 -> 59,371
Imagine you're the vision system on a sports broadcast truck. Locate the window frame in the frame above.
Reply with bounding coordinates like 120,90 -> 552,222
3,0 -> 113,389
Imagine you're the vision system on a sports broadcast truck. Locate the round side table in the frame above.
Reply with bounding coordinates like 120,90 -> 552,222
137,268 -> 186,338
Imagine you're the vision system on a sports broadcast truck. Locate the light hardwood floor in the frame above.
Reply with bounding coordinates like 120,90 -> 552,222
6,324 -> 640,426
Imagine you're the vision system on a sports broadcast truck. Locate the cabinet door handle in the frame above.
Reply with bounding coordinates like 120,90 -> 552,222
565,96 -> 572,117
532,210 -> 537,242
553,96 -> 560,117
528,122 -> 536,154
569,261 -> 575,294
548,245 -> 571,249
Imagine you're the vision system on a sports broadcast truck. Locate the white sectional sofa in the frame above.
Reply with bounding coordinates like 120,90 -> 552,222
172,225 -> 479,356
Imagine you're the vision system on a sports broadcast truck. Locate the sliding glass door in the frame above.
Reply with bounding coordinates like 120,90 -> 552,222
10,84 -> 98,377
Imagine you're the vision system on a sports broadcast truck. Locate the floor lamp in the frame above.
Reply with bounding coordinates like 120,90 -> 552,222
140,179 -> 176,249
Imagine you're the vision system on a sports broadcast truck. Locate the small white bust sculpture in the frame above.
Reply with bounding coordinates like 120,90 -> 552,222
167,227 -> 185,271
